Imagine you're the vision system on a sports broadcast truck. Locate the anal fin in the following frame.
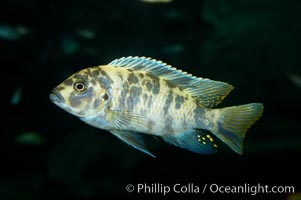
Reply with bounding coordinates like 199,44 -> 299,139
110,130 -> 155,158
162,129 -> 218,154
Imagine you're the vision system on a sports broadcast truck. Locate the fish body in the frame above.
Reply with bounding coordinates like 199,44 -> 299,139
81,65 -> 198,135
50,57 -> 263,157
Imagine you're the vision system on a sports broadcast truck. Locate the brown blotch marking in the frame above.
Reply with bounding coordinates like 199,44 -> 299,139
64,79 -> 73,86
98,68 -> 113,89
127,69 -> 134,72
91,70 -> 100,86
57,86 -> 65,91
69,87 -> 94,107
127,86 -> 142,111
98,68 -> 109,77
163,89 -> 173,115
69,92 -> 81,107
91,79 -> 97,86
148,74 -> 160,94
128,72 -> 139,85
74,74 -> 88,81
118,84 -> 129,110
84,68 -> 93,77
175,95 -> 184,109
92,70 -> 99,78
85,87 -> 94,103
193,99 -> 206,126
146,81 -> 152,91
93,98 -> 101,109
105,95 -> 112,110
139,73 -> 144,78
166,80 -> 177,89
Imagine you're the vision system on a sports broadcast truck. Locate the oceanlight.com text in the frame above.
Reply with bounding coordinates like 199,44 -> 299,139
125,183 -> 295,196
208,183 -> 294,195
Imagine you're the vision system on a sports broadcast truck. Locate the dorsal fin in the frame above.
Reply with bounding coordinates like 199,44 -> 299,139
108,56 -> 234,108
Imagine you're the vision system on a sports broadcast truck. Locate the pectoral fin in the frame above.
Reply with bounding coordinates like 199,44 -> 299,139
110,130 -> 155,158
109,110 -> 149,130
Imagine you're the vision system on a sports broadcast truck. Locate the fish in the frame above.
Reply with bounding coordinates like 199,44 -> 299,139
0,24 -> 28,40
76,29 -> 95,39
50,56 -> 264,157
11,85 -> 22,105
15,132 -> 44,145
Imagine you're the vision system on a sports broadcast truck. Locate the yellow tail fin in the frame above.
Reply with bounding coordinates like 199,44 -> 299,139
212,103 -> 264,155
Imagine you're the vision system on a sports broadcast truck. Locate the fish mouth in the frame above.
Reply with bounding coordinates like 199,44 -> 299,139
50,89 -> 65,104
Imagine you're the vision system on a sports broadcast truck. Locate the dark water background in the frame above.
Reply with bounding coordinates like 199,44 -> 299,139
1,0 -> 300,199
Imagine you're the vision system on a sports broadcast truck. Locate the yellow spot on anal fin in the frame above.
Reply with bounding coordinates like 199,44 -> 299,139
202,141 -> 206,145
213,144 -> 218,148
201,137 -> 206,140
206,134 -> 211,138
209,138 -> 213,142
197,138 -> 201,142
197,134 -> 201,138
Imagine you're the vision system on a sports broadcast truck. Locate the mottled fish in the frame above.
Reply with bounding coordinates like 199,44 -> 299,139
50,56 -> 264,157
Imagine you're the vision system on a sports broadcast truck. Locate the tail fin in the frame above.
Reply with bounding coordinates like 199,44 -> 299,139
211,103 -> 264,155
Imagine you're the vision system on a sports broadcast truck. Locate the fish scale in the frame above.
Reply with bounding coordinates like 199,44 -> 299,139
50,56 -> 263,157
101,66 -> 197,135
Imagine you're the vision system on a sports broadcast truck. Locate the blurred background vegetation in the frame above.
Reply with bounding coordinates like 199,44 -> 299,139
1,0 -> 300,199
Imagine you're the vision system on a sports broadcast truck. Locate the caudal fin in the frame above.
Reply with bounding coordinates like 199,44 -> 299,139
212,103 -> 264,155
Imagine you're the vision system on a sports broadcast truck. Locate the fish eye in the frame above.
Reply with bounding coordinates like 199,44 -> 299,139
74,80 -> 87,93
